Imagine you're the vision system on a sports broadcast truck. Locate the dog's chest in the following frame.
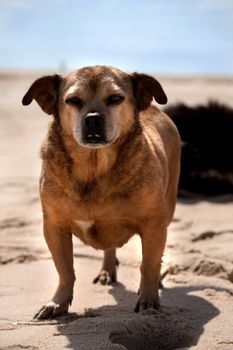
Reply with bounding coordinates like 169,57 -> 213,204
74,220 -> 94,235
72,217 -> 136,250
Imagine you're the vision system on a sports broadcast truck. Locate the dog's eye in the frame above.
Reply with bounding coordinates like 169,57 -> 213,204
65,97 -> 83,109
107,95 -> 124,105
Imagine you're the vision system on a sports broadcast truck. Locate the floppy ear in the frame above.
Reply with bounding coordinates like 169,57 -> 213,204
131,73 -> 167,111
22,74 -> 61,115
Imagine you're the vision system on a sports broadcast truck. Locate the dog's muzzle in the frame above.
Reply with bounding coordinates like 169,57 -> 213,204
82,112 -> 106,145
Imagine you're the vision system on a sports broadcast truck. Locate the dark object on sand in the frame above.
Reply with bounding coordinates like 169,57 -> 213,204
165,102 -> 233,196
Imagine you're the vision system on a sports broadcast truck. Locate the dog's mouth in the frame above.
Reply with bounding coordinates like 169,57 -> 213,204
77,131 -> 117,149
84,132 -> 107,145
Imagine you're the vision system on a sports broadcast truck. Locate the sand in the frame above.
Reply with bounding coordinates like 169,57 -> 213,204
0,72 -> 233,350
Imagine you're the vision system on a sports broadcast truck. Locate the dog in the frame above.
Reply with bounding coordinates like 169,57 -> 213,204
22,65 -> 181,319
165,102 -> 233,196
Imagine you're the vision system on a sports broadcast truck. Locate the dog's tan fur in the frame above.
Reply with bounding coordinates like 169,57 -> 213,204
22,66 -> 181,318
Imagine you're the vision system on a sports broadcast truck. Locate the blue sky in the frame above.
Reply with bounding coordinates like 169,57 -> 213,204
0,0 -> 233,74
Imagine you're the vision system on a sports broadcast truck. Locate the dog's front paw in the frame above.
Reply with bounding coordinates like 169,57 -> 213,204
134,297 -> 160,313
34,301 -> 70,320
93,270 -> 116,285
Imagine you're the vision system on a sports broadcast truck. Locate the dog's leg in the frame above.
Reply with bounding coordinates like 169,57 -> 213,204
34,219 -> 75,319
135,221 -> 166,312
93,248 -> 118,285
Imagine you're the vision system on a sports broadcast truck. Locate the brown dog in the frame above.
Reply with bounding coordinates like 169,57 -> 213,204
22,66 -> 181,319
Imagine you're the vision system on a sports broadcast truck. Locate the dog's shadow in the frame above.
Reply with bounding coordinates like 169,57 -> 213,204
56,281 -> 223,350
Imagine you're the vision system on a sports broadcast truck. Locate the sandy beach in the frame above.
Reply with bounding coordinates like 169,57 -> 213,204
0,72 -> 233,350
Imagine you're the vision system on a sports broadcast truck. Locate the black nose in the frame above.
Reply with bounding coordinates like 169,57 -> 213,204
84,112 -> 104,128
83,112 -> 105,144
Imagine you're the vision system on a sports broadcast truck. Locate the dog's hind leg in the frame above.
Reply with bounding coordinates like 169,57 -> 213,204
93,248 -> 119,285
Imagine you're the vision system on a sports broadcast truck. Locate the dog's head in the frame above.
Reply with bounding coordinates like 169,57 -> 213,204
22,66 -> 167,149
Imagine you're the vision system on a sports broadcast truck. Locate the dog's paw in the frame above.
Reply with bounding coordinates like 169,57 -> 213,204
33,301 -> 70,320
93,270 -> 116,285
134,297 -> 160,313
